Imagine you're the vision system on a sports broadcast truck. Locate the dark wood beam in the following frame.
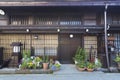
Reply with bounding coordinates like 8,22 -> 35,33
0,25 -> 104,30
0,25 -> 104,33
0,1 -> 120,7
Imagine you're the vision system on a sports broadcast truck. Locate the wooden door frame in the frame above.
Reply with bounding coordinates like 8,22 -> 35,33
57,33 -> 82,63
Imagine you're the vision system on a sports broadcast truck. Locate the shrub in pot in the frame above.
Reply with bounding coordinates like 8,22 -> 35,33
43,55 -> 49,70
73,47 -> 86,64
114,54 -> 120,68
94,58 -> 102,71
87,62 -> 95,72
76,61 -> 86,71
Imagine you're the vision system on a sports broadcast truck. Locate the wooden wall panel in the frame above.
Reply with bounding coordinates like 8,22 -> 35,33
0,34 -> 58,60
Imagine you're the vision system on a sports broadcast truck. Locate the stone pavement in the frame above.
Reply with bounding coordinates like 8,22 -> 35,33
0,64 -> 120,80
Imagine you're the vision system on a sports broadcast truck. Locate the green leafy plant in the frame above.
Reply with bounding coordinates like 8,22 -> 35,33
114,54 -> 120,63
20,61 -> 28,69
20,50 -> 43,69
22,50 -> 31,58
49,59 -> 54,68
54,63 -> 61,69
77,61 -> 86,68
95,58 -> 102,68
34,57 -> 42,62
43,55 -> 49,63
73,47 -> 86,63
87,62 -> 95,69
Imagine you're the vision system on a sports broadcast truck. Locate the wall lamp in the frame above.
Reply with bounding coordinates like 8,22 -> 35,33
34,35 -> 38,39
26,29 -> 30,32
57,28 -> 60,32
107,33 -> 110,36
69,34 -> 74,38
86,28 -> 89,32
0,9 -> 5,15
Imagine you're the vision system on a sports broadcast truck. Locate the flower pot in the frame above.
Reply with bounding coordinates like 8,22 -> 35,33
78,67 -> 86,71
76,66 -> 86,71
43,63 -> 48,70
87,68 -> 94,72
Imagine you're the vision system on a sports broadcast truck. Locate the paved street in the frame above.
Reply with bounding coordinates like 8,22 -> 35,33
0,64 -> 120,80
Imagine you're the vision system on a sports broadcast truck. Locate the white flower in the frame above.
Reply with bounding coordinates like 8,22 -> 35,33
22,58 -> 24,61
32,60 -> 35,64
31,56 -> 34,59
95,58 -> 98,64
19,64 -> 21,69
37,62 -> 39,67
55,60 -> 61,65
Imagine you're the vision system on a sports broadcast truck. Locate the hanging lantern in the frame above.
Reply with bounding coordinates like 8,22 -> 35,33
10,42 -> 22,55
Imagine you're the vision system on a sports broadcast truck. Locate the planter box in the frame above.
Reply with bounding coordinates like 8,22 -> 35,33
0,69 -> 53,74
15,69 -> 53,74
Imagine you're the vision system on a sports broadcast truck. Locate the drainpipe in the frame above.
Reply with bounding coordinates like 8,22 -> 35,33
104,4 -> 110,70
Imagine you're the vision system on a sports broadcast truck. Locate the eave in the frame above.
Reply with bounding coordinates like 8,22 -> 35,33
0,1 -> 119,7
0,25 -> 104,34
108,24 -> 120,32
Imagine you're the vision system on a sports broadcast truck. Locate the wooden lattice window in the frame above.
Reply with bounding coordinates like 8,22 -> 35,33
84,14 -> 96,25
111,15 -> 120,24
34,16 -> 58,25
10,15 -> 82,26
10,15 -> 32,25
84,36 -> 97,60
59,15 -> 81,25
113,33 -> 120,52
33,34 -> 58,56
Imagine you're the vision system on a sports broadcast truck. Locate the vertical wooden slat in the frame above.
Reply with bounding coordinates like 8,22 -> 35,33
10,15 -> 82,26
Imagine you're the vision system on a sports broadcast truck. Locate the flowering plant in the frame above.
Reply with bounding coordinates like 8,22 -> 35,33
20,56 -> 43,69
19,50 -> 43,69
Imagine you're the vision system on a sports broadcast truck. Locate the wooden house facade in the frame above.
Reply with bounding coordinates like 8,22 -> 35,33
0,0 -> 119,67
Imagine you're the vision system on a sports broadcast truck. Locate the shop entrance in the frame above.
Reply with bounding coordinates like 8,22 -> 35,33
58,34 -> 81,64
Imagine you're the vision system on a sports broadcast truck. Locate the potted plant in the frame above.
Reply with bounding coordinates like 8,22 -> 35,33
20,50 -> 31,69
76,61 -> 86,71
95,58 -> 102,71
73,47 -> 86,64
42,55 -> 49,70
34,57 -> 43,69
114,54 -> 120,68
87,62 -> 95,72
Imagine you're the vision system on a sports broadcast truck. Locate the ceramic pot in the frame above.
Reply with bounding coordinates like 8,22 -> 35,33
43,63 -> 48,70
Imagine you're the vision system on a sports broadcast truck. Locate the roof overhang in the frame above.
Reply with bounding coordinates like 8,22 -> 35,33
0,1 -> 120,7
0,25 -> 104,34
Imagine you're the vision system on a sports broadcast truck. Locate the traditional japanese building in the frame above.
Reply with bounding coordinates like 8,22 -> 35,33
0,0 -> 119,68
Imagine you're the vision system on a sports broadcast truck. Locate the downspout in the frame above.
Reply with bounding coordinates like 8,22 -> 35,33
104,4 -> 110,70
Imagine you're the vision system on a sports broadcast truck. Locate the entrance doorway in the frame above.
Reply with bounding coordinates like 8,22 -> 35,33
58,34 -> 81,64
